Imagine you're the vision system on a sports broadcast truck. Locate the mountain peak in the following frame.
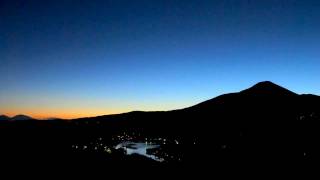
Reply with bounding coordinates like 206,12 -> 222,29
11,114 -> 33,120
241,81 -> 297,96
254,81 -> 277,86
0,115 -> 10,121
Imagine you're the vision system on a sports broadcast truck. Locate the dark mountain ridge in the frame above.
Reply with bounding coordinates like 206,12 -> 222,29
0,114 -> 34,121
0,81 -> 319,167
0,115 -> 10,121
11,114 -> 33,120
241,81 -> 297,95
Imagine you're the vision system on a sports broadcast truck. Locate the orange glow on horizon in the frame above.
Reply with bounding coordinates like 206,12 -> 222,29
2,109 -> 127,120
1,99 -> 192,120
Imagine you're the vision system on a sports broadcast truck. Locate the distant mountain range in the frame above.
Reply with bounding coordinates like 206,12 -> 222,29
0,115 -> 10,121
2,81 -> 318,122
0,81 -> 319,168
0,114 -> 33,121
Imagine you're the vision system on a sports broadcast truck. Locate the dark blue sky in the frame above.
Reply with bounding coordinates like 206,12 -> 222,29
1,0 -> 320,118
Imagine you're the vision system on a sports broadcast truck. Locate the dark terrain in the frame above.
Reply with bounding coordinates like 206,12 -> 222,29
0,81 -> 319,169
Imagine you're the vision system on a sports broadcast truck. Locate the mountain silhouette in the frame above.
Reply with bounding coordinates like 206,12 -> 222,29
0,81 -> 319,168
189,81 -> 297,110
240,81 -> 297,96
11,115 -> 33,121
0,115 -> 10,121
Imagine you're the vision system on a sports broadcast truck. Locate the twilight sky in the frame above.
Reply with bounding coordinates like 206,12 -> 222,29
1,0 -> 320,119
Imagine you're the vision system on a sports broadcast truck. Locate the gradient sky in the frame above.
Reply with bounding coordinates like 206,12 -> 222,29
1,0 -> 320,119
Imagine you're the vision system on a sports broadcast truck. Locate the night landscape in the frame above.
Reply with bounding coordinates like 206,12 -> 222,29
1,0 -> 320,172
1,81 -> 319,168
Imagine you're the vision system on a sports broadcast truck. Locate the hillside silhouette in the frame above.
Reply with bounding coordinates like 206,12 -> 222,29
0,114 -> 34,121
0,81 -> 319,169
0,115 -> 10,121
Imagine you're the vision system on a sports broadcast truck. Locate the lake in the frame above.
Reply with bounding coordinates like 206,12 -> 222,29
115,141 -> 163,162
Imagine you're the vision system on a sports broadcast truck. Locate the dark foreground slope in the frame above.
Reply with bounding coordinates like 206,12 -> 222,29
0,81 -> 319,169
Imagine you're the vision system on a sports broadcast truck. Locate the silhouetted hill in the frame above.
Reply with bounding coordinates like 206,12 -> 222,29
188,81 -> 297,110
11,115 -> 33,121
0,81 -> 319,169
241,81 -> 297,96
0,115 -> 10,121
0,115 -> 34,121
